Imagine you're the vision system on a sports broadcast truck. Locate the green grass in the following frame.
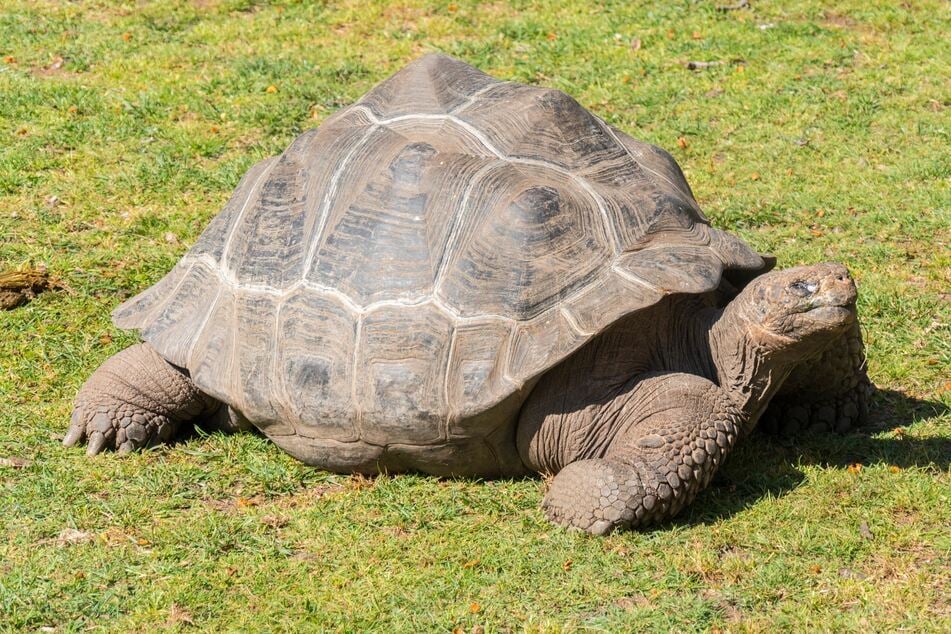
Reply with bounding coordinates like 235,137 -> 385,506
1,0 -> 948,631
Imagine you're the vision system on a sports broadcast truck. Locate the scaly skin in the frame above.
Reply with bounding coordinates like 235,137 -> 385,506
539,373 -> 742,535
760,319 -> 871,434
64,343 -> 221,454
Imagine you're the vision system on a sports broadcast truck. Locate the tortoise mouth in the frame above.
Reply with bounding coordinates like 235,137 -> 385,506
805,304 -> 854,324
800,293 -> 856,326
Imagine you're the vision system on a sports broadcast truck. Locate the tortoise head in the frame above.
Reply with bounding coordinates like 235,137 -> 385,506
734,262 -> 857,357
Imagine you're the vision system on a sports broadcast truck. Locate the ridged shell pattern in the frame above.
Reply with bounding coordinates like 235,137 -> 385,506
113,54 -> 765,446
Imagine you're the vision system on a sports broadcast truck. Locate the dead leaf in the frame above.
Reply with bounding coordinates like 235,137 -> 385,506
677,136 -> 688,149
260,515 -> 288,528
892,427 -> 906,438
54,528 -> 94,545
0,456 -> 32,468
469,602 -> 481,613
546,32 -> 557,41
692,31 -> 703,39
562,559 -> 573,571
347,474 -> 377,490
99,333 -> 113,345
166,604 -> 194,626
265,84 -> 278,93
888,465 -> 901,473
615,594 -> 651,611
122,32 -> 132,41
630,38 -> 642,51
462,559 -> 480,569
3,56 -> 16,64
750,172 -> 760,180
847,463 -> 862,474
809,564 -> 822,574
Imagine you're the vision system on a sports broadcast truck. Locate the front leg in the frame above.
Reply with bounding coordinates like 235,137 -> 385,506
65,343 -> 222,454
760,319 -> 871,435
528,373 -> 743,535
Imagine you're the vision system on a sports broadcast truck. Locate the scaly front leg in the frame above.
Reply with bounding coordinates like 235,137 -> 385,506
65,343 -> 221,454
530,373 -> 744,535
759,319 -> 871,435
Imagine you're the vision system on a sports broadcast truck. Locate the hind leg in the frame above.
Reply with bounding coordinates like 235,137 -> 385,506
760,320 -> 872,435
65,343 -> 223,454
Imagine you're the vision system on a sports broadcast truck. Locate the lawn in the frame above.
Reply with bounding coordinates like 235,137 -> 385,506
0,0 -> 948,631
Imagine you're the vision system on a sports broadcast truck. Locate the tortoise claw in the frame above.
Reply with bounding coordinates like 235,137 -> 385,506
86,432 -> 109,456
62,417 -> 85,447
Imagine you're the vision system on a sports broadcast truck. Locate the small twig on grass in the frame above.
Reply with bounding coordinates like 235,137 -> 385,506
717,0 -> 750,11
684,59 -> 746,70
686,61 -> 724,70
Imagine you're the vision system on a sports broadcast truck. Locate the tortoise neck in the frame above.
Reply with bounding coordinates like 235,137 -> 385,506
707,302 -> 795,427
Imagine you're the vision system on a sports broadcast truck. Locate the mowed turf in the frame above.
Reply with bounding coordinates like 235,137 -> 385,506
0,0 -> 948,631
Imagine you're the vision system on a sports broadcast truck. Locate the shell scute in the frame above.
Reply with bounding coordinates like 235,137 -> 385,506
455,83 -> 626,171
446,319 -> 516,423
437,163 -> 614,320
356,303 -> 454,445
306,122 -> 494,304
278,289 -> 359,441
137,261 -> 218,368
357,53 -> 498,118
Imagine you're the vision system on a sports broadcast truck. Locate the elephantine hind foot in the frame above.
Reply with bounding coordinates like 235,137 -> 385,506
65,343 -> 220,455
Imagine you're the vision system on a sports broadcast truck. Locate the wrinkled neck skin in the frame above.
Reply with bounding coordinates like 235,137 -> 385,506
599,294 -> 800,430
704,300 -> 798,431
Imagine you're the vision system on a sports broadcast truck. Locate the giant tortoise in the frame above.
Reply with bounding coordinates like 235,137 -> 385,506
66,54 -> 870,534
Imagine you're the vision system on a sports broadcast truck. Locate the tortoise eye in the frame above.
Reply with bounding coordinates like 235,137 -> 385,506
789,280 -> 818,295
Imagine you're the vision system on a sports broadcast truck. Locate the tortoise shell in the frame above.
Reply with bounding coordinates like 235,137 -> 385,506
113,54 -> 766,448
